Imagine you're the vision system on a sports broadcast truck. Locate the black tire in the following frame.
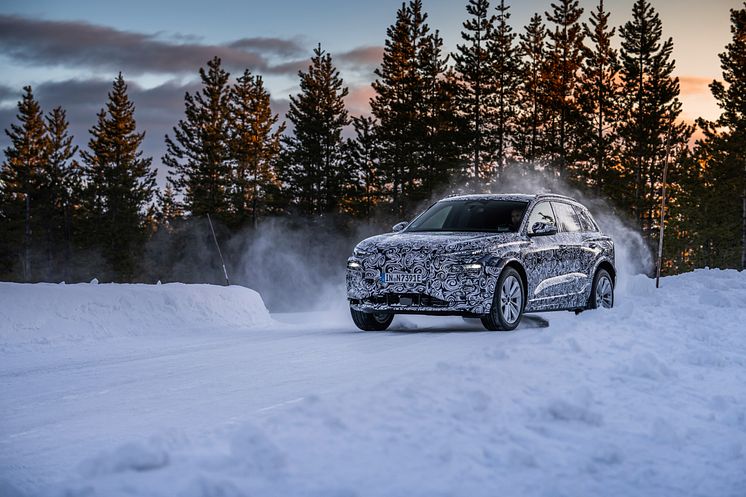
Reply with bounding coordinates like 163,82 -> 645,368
589,268 -> 614,309
350,308 -> 394,331
481,267 -> 525,331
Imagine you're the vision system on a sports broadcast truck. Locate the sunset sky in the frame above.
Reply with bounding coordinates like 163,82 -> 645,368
0,0 -> 741,177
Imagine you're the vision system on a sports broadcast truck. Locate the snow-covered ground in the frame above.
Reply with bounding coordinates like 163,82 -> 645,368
1,270 -> 745,496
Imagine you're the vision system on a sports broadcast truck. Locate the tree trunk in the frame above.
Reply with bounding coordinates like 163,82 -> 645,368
475,71 -> 481,179
24,193 -> 30,281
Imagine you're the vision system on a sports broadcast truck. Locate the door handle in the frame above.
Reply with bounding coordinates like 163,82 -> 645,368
585,242 -> 599,249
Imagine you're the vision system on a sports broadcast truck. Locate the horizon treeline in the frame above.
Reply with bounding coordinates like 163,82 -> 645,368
1,0 -> 745,285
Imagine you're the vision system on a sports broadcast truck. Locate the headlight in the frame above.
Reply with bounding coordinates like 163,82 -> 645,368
448,247 -> 487,257
347,260 -> 362,269
461,263 -> 483,274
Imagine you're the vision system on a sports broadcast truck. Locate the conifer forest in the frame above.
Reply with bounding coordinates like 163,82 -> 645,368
1,0 -> 745,286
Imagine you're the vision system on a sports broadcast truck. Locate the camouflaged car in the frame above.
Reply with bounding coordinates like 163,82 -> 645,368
346,193 -> 616,331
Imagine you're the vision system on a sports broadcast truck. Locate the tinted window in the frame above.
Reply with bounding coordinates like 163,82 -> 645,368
526,202 -> 556,233
574,206 -> 598,232
552,202 -> 582,232
407,200 -> 528,233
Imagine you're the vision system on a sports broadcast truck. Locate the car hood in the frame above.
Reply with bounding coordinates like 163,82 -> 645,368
354,231 -> 524,256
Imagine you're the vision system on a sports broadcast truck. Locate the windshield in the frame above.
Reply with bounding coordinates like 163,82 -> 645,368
406,200 -> 528,233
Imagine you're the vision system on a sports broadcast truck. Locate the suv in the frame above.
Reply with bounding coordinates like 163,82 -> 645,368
346,193 -> 615,331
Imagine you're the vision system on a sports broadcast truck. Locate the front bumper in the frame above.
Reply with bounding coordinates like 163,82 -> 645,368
346,256 -> 500,315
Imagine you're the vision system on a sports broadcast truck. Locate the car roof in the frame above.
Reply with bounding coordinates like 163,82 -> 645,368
441,193 -> 578,204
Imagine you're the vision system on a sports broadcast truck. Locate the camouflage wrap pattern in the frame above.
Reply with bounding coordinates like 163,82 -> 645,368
346,194 -> 615,316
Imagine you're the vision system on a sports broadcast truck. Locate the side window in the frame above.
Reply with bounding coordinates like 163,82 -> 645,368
526,202 -> 556,233
574,206 -> 598,232
552,202 -> 582,232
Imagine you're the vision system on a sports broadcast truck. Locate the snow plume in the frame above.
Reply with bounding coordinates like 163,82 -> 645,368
235,216 -> 382,313
424,166 -> 655,292
137,215 -> 374,313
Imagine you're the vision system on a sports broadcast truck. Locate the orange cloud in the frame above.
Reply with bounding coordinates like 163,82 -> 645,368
345,84 -> 376,116
678,75 -> 713,96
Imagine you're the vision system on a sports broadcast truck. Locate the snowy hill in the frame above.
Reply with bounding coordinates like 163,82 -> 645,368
1,269 -> 745,496
0,281 -> 271,350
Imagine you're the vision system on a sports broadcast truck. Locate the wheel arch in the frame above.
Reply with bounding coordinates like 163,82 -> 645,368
595,259 -> 616,285
502,260 -> 529,303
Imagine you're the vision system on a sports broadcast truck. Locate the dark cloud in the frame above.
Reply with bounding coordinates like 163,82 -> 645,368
0,15 -> 382,79
266,59 -> 312,76
0,83 -> 17,103
336,46 -> 383,70
262,45 -> 384,80
0,14 -> 305,76
228,37 -> 305,58
0,106 -> 15,140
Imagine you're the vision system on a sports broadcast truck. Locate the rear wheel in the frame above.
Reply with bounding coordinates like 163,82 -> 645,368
481,267 -> 524,331
589,269 -> 614,309
350,308 -> 394,331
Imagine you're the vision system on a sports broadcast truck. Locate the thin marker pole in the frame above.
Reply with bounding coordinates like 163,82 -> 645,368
656,134 -> 672,289
207,213 -> 230,286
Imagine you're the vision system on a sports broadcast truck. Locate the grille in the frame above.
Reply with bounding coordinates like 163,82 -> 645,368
364,293 -> 449,307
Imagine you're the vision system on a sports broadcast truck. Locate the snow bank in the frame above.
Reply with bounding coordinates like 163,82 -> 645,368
25,269 -> 744,497
0,282 -> 272,349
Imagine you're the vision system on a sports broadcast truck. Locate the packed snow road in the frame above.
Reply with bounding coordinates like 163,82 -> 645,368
1,312 -> 541,490
1,270 -> 745,497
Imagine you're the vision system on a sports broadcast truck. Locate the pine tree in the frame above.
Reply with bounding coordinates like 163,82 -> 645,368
372,0 -> 460,212
372,2 -> 417,213
228,69 -> 285,227
416,5 -> 462,196
165,57 -> 232,220
577,0 -> 621,193
157,183 -> 184,231
454,0 -> 497,179
81,73 -> 157,280
618,0 -> 692,238
514,13 -> 549,166
0,86 -> 47,280
489,0 -> 521,175
280,45 -> 350,215
41,106 -> 81,278
345,115 -> 384,217
691,3 -> 746,269
544,0 -> 585,178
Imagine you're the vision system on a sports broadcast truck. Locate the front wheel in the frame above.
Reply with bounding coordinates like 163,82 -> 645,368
589,269 -> 614,309
481,267 -> 524,331
350,308 -> 394,331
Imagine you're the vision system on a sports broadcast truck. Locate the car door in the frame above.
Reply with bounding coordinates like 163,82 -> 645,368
523,201 -> 565,310
550,201 -> 587,304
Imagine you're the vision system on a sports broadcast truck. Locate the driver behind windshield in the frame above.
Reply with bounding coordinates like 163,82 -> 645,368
510,208 -> 524,231
407,200 -> 527,233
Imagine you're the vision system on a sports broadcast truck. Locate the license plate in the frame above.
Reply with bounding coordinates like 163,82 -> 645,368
381,272 -> 424,284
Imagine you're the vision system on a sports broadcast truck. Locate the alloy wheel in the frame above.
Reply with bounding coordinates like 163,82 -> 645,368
595,275 -> 613,308
500,275 -> 522,324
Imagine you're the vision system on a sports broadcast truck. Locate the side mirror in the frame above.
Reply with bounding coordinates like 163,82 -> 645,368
392,221 -> 409,232
528,221 -> 558,236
